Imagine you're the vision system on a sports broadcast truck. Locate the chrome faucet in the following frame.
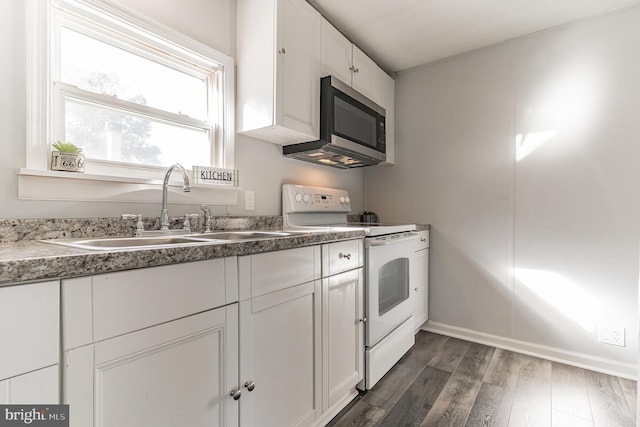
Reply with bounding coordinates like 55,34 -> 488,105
160,163 -> 191,231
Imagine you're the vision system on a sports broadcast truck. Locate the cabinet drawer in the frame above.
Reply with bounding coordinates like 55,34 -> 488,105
414,230 -> 429,251
325,240 -> 363,276
0,281 -> 59,381
239,246 -> 321,299
63,258 -> 237,346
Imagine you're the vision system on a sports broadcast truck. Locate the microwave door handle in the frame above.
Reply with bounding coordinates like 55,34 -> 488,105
367,233 -> 420,247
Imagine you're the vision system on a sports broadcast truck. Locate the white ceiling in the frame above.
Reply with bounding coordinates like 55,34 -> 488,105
308,0 -> 640,73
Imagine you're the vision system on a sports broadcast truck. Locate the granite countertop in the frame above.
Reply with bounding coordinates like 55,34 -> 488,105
0,229 -> 367,286
0,215 -> 431,286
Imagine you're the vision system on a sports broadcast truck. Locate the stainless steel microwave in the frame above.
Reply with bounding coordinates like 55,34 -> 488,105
283,76 -> 386,168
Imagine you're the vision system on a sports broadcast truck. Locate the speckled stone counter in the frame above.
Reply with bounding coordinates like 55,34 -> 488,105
0,216 -> 430,285
0,229 -> 366,285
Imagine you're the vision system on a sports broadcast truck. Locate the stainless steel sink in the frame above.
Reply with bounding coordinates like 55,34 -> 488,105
42,236 -> 212,251
189,231 -> 292,240
42,230 -> 294,250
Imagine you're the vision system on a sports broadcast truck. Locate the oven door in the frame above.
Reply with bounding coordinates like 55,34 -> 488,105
365,233 -> 418,347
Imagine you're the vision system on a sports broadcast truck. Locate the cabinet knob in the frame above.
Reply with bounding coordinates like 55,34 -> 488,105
279,48 -> 286,54
339,253 -> 352,260
421,237 -> 426,242
359,318 -> 367,323
230,388 -> 242,400
244,380 -> 256,392
415,288 -> 418,292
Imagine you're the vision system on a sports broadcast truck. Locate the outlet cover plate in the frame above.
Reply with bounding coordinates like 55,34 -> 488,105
598,324 -> 625,347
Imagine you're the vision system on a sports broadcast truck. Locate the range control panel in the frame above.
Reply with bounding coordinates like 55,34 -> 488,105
283,184 -> 351,213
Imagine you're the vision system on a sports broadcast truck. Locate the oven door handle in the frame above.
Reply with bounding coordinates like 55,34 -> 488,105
366,232 -> 420,247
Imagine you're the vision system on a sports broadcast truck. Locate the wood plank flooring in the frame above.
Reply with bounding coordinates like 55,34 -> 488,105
328,331 -> 636,427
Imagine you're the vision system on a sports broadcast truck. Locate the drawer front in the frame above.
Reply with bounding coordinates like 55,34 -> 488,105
0,281 -> 59,380
414,230 -> 429,251
326,240 -> 362,276
91,258 -> 234,342
239,246 -> 321,299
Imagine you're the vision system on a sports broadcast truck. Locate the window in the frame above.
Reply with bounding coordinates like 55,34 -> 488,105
25,0 -> 234,184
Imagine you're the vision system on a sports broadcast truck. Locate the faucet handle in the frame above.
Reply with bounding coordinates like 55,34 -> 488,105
183,214 -> 199,233
122,214 -> 145,237
201,205 -> 212,232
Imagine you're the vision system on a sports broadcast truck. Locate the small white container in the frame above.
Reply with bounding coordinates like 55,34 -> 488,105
51,151 -> 85,173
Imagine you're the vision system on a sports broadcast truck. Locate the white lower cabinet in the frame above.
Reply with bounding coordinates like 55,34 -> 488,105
0,280 -> 60,404
238,241 -> 363,427
62,258 -> 239,427
59,241 -> 365,427
238,246 -> 322,427
239,281 -> 322,427
64,306 -> 238,427
323,269 -> 363,412
411,230 -> 430,331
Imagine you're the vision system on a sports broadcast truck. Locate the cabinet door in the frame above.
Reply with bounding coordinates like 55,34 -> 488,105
0,281 -> 59,381
320,18 -> 353,84
323,269 -> 363,410
276,0 -> 320,139
240,281 -> 321,427
0,366 -> 59,404
64,306 -> 239,427
351,45 -> 381,103
411,248 -> 429,331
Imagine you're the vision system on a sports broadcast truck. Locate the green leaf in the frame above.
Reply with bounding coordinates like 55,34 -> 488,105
52,140 -> 83,154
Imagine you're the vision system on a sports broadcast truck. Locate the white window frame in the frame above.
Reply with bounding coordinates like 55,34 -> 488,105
21,0 -> 237,204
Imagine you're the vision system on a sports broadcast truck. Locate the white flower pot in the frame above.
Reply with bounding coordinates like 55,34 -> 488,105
50,151 -> 85,172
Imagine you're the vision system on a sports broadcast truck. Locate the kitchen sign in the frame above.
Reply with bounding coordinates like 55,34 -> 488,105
192,166 -> 239,186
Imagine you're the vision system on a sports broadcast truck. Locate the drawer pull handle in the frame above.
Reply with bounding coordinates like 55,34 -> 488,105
244,380 -> 256,392
339,253 -> 352,260
420,238 -> 426,242
230,388 -> 242,400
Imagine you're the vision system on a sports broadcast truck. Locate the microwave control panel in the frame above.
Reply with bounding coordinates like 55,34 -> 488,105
283,184 -> 351,213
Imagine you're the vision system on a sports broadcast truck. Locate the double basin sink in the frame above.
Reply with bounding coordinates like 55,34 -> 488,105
45,231 -> 295,251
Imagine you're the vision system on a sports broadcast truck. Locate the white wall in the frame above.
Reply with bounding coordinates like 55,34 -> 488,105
0,0 -> 364,219
365,7 -> 640,371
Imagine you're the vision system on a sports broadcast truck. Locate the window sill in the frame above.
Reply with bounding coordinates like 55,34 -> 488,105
17,169 -> 240,205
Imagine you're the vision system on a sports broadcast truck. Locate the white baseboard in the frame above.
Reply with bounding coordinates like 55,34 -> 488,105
422,321 -> 637,380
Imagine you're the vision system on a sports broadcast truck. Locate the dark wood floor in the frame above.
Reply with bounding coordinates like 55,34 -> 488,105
328,331 -> 637,427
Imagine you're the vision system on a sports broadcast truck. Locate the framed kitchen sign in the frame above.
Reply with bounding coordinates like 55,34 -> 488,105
192,166 -> 239,186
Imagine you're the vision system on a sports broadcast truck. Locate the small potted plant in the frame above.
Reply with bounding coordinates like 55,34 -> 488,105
50,141 -> 85,173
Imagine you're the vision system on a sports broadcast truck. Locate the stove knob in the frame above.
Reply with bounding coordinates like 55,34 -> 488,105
339,196 -> 345,204
295,193 -> 302,203
302,193 -> 310,203
345,197 -> 350,204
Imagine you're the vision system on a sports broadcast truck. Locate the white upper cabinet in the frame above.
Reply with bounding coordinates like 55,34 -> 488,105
320,19 -> 353,85
351,45 -> 382,103
236,0 -> 321,145
320,19 -> 395,164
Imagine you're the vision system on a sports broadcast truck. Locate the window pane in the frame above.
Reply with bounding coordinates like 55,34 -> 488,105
60,27 -> 208,120
65,98 -> 211,168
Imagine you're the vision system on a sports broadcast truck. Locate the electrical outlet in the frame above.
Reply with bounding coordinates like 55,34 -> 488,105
598,324 -> 626,347
245,190 -> 255,211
